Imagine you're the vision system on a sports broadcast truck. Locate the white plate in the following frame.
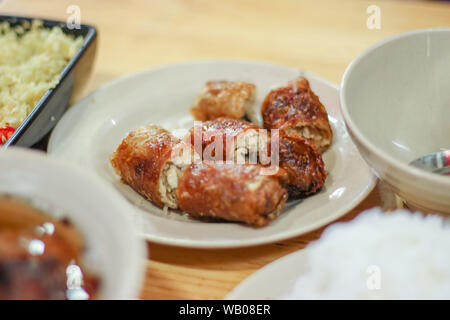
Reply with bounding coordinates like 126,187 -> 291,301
48,60 -> 376,248
0,148 -> 146,299
225,249 -> 307,299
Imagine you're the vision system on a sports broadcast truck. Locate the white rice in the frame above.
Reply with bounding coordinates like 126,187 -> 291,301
0,20 -> 83,128
283,208 -> 450,299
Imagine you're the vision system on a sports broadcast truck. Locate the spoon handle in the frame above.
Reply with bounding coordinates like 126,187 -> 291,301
409,150 -> 450,175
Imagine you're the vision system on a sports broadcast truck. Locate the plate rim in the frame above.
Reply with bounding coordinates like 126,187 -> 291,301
225,248 -> 307,299
48,59 -> 377,249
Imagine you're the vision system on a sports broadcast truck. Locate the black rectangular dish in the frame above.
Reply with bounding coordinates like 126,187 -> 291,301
0,15 -> 97,148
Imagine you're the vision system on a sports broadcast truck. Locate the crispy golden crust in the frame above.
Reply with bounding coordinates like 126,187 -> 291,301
177,163 -> 288,227
261,77 -> 332,151
110,125 -> 180,208
278,131 -> 327,198
185,117 -> 262,160
190,81 -> 256,121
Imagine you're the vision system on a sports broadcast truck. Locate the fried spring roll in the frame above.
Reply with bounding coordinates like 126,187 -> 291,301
262,77 -> 333,151
278,131 -> 327,197
177,163 -> 288,227
190,80 -> 256,121
185,117 -> 268,162
110,125 -> 196,209
111,125 -> 288,227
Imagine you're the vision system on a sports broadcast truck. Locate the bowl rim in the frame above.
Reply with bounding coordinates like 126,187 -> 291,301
340,27 -> 450,188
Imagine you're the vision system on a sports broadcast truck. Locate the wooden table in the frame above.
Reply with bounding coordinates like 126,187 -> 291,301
3,0 -> 449,299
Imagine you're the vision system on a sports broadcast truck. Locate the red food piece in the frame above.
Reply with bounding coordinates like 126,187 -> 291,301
0,126 -> 14,145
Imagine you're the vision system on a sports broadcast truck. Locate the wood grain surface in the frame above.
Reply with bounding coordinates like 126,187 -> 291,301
2,0 -> 449,300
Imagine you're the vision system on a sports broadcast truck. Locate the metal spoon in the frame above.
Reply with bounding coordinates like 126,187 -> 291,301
409,150 -> 450,175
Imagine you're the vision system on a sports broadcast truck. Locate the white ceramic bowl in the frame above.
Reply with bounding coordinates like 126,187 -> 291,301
0,148 -> 146,299
341,28 -> 450,214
